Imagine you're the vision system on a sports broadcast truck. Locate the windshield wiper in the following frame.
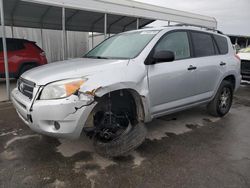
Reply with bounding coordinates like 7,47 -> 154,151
86,56 -> 109,59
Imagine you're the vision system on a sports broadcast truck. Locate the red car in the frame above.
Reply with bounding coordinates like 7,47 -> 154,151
0,38 -> 47,78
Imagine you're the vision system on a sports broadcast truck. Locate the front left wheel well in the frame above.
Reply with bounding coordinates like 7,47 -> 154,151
84,89 -> 145,129
94,89 -> 143,125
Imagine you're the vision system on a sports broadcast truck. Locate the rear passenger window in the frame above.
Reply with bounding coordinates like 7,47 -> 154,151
213,35 -> 228,54
154,31 -> 190,60
191,32 -> 215,57
0,39 -> 25,52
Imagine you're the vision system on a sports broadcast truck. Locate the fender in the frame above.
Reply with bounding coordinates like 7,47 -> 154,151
76,58 -> 153,121
212,70 -> 239,99
80,82 -> 152,123
78,69 -> 152,122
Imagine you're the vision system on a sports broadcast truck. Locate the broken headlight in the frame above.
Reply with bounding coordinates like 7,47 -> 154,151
40,78 -> 87,100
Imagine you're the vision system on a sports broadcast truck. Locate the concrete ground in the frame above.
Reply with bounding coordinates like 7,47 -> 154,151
0,79 -> 16,102
0,83 -> 250,188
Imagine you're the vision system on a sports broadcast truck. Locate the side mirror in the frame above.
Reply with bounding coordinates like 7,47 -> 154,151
152,50 -> 175,64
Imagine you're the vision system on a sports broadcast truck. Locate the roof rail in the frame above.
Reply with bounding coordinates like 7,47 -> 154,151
165,23 -> 223,34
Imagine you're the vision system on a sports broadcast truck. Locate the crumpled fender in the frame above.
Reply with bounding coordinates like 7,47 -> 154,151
78,59 -> 148,97
78,59 -> 152,122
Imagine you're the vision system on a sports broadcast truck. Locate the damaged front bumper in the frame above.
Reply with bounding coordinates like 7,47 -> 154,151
11,87 -> 96,139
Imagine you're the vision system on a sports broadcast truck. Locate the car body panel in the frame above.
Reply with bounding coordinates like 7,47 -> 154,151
0,38 -> 47,77
147,58 -> 197,115
11,27 -> 241,139
237,49 -> 250,81
22,58 -> 130,85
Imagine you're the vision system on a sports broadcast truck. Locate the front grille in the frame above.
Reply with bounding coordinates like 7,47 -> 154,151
17,78 -> 35,99
241,60 -> 250,73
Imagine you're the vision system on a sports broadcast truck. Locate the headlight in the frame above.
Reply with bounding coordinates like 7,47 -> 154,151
40,78 -> 87,100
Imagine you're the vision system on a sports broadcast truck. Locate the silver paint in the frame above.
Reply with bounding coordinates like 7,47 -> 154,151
11,27 -> 241,139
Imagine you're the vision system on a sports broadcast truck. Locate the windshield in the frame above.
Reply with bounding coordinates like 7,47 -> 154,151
85,30 -> 160,59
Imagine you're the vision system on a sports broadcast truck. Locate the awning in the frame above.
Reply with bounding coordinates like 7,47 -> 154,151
1,0 -> 218,101
3,0 -> 217,33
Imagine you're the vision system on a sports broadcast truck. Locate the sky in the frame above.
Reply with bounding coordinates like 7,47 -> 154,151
135,0 -> 250,36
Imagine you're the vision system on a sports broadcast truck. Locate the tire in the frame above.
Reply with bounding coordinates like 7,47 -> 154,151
207,80 -> 233,117
18,64 -> 36,78
93,122 -> 147,158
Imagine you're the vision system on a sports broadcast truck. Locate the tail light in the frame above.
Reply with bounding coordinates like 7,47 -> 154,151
234,54 -> 241,62
40,51 -> 46,57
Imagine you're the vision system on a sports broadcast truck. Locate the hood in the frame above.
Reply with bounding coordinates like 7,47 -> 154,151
21,58 -> 129,85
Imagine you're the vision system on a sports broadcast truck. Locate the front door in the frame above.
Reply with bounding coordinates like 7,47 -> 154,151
147,31 -> 198,115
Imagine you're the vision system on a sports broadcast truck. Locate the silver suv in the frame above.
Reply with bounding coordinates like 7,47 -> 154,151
11,27 -> 241,157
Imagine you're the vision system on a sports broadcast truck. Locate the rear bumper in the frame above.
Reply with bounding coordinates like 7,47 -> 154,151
241,72 -> 250,81
241,59 -> 250,81
11,88 -> 96,139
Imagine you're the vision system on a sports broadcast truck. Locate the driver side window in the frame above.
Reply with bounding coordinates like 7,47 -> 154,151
154,31 -> 190,60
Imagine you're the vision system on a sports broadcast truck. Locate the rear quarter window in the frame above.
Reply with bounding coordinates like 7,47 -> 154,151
213,35 -> 228,54
191,32 -> 216,57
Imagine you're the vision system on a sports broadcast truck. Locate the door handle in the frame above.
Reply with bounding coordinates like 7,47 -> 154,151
220,62 -> 226,66
187,65 -> 197,70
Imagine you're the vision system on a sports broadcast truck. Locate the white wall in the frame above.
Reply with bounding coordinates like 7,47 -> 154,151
88,33 -> 105,50
88,33 -> 116,50
1,26 -> 89,63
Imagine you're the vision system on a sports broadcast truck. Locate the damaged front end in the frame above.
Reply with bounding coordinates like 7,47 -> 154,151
11,77 -> 100,139
12,79 -> 148,157
11,55 -> 149,156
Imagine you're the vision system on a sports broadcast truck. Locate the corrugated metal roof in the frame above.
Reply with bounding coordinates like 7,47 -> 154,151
3,0 -> 217,33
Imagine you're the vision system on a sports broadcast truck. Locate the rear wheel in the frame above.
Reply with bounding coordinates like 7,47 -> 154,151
207,80 -> 233,117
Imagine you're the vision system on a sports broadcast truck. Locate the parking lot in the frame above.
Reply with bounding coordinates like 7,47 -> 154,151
0,79 -> 16,102
0,82 -> 249,188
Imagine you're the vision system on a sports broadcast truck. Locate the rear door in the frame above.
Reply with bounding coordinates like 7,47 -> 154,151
189,31 -> 225,97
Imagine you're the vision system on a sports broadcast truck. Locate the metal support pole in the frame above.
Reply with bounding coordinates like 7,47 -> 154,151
168,21 -> 170,26
91,32 -> 94,49
65,30 -> 68,58
246,39 -> 249,48
136,18 -> 139,29
62,7 -> 66,60
104,13 -> 107,39
40,28 -> 44,49
11,26 -> 14,38
235,37 -> 238,45
0,0 -> 10,100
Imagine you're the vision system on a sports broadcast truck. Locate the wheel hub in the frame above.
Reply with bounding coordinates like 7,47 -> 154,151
219,88 -> 231,110
93,111 -> 130,142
